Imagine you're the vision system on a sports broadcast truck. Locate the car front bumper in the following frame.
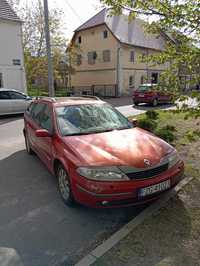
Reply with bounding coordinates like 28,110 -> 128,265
71,161 -> 184,208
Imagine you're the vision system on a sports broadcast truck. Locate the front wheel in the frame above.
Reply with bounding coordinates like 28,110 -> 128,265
57,165 -> 75,207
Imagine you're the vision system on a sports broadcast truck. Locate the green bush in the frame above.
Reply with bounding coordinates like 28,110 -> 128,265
137,118 -> 157,132
155,127 -> 176,143
145,110 -> 159,120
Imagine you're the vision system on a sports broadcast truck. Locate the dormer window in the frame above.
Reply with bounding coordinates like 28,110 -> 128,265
78,36 -> 82,44
103,30 -> 108,39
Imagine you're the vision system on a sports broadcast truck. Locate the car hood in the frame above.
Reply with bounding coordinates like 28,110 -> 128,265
64,128 -> 174,168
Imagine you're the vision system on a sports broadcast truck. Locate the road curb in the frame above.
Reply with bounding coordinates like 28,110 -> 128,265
75,176 -> 194,266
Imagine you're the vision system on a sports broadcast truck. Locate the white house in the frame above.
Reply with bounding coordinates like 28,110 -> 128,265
0,0 -> 26,93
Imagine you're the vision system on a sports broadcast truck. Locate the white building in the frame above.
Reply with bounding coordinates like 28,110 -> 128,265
0,0 -> 26,92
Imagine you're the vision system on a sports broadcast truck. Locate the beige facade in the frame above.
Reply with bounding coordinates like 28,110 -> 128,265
70,21 -> 170,96
0,19 -> 26,92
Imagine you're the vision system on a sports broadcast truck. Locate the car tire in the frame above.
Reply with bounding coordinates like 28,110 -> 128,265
56,164 -> 75,207
152,99 -> 158,107
25,133 -> 34,155
134,102 -> 139,106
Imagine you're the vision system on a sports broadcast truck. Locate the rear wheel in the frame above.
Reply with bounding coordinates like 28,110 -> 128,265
56,164 -> 75,207
25,133 -> 33,155
152,98 -> 158,107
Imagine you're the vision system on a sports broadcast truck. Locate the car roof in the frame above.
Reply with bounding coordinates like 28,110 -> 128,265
0,88 -> 24,93
35,96 -> 105,106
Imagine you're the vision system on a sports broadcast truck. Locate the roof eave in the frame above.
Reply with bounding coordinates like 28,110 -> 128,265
0,17 -> 23,23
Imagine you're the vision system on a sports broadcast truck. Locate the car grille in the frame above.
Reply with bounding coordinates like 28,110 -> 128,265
126,163 -> 169,180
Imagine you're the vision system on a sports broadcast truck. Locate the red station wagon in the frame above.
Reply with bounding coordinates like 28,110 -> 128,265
132,84 -> 172,106
23,97 -> 184,208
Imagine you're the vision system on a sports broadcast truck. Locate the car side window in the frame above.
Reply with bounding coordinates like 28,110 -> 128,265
9,91 -> 27,100
26,102 -> 34,116
40,104 -> 53,132
31,103 -> 45,126
30,102 -> 52,132
0,91 -> 11,100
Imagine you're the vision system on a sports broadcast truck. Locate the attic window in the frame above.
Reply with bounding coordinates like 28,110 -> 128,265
103,30 -> 108,39
78,36 -> 82,44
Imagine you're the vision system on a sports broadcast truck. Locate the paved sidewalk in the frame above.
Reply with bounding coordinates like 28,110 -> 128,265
92,177 -> 200,266
104,97 -> 133,107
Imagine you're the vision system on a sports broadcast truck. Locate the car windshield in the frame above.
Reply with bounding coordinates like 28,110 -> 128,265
56,103 -> 133,136
138,85 -> 154,92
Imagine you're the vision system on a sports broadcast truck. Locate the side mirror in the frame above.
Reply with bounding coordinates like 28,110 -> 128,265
26,96 -> 32,101
132,118 -> 138,126
35,129 -> 51,138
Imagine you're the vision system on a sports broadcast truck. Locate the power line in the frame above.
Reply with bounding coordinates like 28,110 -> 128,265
64,0 -> 83,23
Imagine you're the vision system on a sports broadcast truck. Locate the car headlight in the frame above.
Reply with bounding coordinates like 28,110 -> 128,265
168,152 -> 180,168
77,166 -> 129,181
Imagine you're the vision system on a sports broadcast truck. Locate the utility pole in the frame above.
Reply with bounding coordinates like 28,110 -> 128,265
43,0 -> 55,97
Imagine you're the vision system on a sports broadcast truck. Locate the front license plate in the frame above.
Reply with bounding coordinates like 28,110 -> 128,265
139,180 -> 171,198
139,94 -> 144,97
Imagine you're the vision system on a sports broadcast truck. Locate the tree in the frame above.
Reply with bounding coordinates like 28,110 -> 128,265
100,0 -> 200,93
9,0 -> 68,92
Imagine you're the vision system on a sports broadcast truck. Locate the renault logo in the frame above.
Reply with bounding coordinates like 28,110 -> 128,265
144,159 -> 151,167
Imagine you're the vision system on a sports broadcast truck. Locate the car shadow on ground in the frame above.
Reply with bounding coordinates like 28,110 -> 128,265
132,103 -> 175,111
0,149 -> 147,266
0,114 -> 24,125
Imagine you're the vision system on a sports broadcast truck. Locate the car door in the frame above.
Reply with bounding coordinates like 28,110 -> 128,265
9,91 -> 29,113
29,102 -> 53,169
27,102 -> 45,154
0,91 -> 12,115
36,103 -> 53,169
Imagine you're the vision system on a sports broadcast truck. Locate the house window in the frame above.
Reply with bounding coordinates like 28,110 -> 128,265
151,73 -> 158,84
88,51 -> 97,65
0,73 -> 3,88
130,51 -> 135,63
13,59 -> 21,65
77,54 -> 82,65
103,30 -> 108,39
129,76 -> 134,87
78,36 -> 82,44
103,50 -> 111,62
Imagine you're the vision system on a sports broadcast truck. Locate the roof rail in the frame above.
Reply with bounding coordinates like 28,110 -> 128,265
35,96 -> 56,102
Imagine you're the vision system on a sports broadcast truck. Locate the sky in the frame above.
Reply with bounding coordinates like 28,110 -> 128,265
21,0 -> 103,40
50,0 -> 103,39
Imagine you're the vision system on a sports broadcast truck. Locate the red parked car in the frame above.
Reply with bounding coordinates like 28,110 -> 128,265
23,97 -> 184,208
133,84 -> 172,106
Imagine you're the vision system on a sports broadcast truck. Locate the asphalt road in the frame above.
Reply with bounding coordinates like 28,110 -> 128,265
0,107 -> 145,266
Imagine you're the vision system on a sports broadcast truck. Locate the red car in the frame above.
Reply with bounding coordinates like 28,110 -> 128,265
133,84 -> 172,106
23,97 -> 184,208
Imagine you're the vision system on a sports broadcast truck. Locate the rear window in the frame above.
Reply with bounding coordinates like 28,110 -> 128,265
138,85 -> 152,92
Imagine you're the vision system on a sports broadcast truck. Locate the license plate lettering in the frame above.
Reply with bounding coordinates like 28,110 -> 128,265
139,180 -> 170,197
